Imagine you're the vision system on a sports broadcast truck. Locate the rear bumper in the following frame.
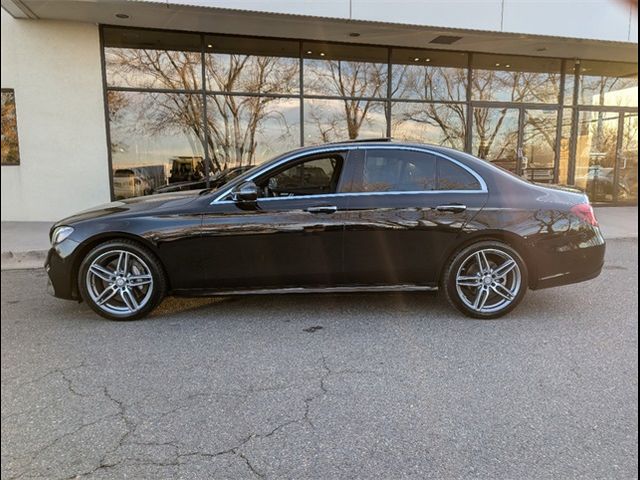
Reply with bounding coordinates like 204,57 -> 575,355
529,228 -> 606,290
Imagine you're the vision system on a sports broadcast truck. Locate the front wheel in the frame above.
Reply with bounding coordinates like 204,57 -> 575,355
442,241 -> 528,319
78,240 -> 167,320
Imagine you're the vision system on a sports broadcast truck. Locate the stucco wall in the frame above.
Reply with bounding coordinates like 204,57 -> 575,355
1,10 -> 110,222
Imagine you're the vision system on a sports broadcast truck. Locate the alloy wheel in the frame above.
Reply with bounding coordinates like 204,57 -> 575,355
455,248 -> 522,315
85,249 -> 154,316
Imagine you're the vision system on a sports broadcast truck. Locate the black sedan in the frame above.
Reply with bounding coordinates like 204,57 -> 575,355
46,140 -> 605,320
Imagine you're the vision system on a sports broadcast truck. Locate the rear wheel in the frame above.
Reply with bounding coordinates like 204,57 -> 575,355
443,241 -> 527,319
78,240 -> 167,320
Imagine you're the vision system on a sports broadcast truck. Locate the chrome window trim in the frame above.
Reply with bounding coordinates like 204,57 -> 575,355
210,145 -> 488,204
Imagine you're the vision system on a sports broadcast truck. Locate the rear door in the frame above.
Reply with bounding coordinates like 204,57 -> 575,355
341,147 -> 488,286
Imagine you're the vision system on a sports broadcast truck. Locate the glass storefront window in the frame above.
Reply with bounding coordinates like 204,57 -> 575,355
391,102 -> 466,150
391,49 -> 468,101
521,109 -> 558,183
471,107 -> 519,171
206,95 -> 300,170
578,61 -> 638,107
1,89 -> 20,165
104,28 -> 202,90
303,98 -> 386,145
472,54 -> 562,104
619,113 -> 638,203
574,110 -> 621,202
204,36 -> 299,94
108,91 -> 205,199
102,26 -> 638,203
303,42 -> 388,98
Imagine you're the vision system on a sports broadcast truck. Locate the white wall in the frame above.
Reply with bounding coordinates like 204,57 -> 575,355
174,0 -> 638,43
1,10 -> 110,222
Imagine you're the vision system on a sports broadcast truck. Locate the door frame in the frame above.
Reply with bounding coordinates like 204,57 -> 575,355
570,107 -> 638,204
469,101 -> 560,180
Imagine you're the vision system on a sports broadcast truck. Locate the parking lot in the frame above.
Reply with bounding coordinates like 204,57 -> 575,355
1,239 -> 637,479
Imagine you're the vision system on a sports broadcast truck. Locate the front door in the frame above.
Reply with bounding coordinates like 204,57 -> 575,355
193,152 -> 350,291
341,148 -> 488,286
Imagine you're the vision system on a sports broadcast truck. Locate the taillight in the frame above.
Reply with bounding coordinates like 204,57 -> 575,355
571,203 -> 598,226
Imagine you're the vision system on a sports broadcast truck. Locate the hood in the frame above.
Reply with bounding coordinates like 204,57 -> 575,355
55,191 -> 200,227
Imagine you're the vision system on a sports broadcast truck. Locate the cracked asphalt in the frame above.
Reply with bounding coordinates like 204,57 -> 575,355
1,239 -> 638,479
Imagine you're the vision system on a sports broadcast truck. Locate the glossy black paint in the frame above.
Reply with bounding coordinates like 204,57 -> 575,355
45,141 -> 605,302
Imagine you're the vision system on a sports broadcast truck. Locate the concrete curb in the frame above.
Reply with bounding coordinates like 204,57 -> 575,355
1,235 -> 637,271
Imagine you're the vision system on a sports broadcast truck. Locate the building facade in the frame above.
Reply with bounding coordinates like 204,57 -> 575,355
1,0 -> 638,221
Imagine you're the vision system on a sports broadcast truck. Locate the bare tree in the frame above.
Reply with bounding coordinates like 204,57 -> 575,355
306,59 -> 387,142
106,48 -> 298,172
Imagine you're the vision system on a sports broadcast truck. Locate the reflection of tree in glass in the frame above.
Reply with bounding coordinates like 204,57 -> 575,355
1,91 -> 20,165
391,65 -> 466,148
307,60 -> 387,141
107,48 -> 298,172
472,70 -> 559,162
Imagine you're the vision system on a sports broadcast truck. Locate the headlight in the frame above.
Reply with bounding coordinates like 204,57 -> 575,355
51,226 -> 74,245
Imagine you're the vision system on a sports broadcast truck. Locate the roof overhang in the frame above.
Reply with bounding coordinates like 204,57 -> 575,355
2,0 -> 638,63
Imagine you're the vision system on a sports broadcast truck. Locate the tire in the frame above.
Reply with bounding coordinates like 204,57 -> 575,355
442,240 -> 528,319
78,239 -> 167,321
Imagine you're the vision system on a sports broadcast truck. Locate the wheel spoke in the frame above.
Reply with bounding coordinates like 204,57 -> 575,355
494,259 -> 516,278
476,250 -> 490,273
128,274 -> 152,287
116,251 -> 129,275
120,289 -> 139,312
492,283 -> 515,301
457,275 -> 481,287
95,285 -> 118,306
89,264 -> 114,282
473,287 -> 490,310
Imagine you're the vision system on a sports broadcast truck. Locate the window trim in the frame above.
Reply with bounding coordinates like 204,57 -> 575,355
211,144 -> 487,204
253,151 -> 346,199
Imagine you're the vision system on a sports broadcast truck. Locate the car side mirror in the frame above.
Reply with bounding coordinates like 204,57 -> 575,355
233,181 -> 258,204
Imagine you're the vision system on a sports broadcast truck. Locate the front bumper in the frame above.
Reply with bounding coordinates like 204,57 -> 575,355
45,240 -> 81,300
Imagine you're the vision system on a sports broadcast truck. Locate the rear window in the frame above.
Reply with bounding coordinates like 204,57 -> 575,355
437,160 -> 481,190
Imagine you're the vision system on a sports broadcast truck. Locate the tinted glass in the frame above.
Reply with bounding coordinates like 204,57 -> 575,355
303,42 -> 388,98
205,35 -> 299,94
391,48 -> 468,101
108,91 -> 205,199
391,102 -> 466,150
303,98 -> 387,144
258,156 -> 341,197
207,95 -> 300,171
578,61 -> 638,107
104,28 -> 202,90
437,160 -> 480,190
356,150 -> 436,192
472,54 -> 562,104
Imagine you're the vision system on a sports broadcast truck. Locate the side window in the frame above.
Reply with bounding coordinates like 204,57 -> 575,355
257,156 -> 342,198
355,149 -> 437,192
437,160 -> 481,190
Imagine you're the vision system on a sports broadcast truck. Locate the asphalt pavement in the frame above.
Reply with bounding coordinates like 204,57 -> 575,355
1,239 -> 638,479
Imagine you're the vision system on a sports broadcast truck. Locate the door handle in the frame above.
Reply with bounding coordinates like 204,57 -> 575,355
435,204 -> 467,213
306,205 -> 338,214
